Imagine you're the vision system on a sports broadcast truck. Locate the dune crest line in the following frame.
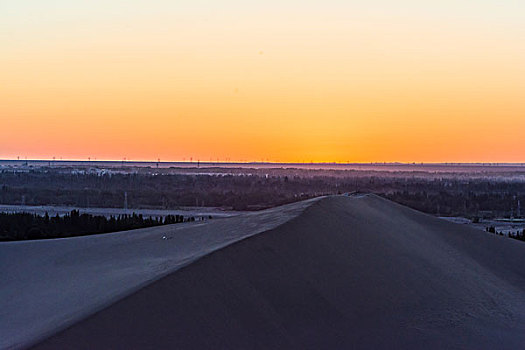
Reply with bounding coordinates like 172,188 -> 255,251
0,197 -> 321,349
34,194 -> 525,349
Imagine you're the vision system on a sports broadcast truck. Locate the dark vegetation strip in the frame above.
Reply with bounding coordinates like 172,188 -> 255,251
486,226 -> 525,242
0,211 -> 204,241
1,170 -> 524,216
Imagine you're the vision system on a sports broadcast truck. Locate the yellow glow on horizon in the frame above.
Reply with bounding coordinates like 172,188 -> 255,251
2,1 -> 525,163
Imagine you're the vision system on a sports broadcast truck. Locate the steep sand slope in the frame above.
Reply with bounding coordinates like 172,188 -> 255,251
34,195 -> 525,349
0,198 -> 320,349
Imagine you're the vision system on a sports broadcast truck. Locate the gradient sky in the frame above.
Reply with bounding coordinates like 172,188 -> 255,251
2,0 -> 524,162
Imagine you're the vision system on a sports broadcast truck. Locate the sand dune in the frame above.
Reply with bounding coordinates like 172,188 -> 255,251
4,195 -> 525,349
0,198 -> 319,349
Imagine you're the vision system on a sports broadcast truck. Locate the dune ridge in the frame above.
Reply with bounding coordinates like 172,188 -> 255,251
33,195 -> 525,349
0,197 -> 320,349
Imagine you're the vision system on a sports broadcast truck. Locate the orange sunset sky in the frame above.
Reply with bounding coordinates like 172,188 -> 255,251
1,1 -> 524,163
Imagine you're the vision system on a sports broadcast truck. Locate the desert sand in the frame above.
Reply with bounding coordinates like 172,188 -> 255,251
0,197 -> 319,349
3,195 -> 525,349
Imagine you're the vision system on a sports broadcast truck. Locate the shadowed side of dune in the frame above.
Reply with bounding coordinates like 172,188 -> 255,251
34,195 -> 525,349
2,197 -> 320,350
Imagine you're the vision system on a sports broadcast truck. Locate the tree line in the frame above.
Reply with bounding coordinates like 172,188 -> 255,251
486,226 -> 525,242
0,211 -> 198,241
1,169 -> 524,218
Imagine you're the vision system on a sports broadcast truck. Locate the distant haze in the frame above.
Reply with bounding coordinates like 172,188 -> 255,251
1,1 -> 524,162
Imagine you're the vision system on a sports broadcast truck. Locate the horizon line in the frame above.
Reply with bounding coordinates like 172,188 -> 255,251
1,159 -> 525,166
